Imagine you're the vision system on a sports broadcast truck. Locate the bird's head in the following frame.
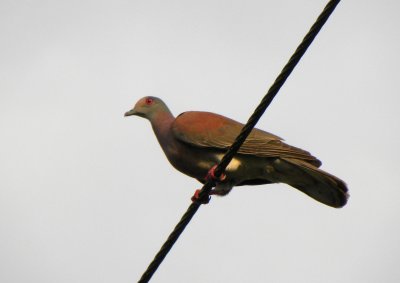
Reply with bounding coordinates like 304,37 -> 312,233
124,96 -> 171,121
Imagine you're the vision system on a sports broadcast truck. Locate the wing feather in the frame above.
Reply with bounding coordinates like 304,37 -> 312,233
172,111 -> 321,166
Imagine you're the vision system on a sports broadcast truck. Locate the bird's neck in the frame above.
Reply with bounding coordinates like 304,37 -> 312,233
150,110 -> 175,143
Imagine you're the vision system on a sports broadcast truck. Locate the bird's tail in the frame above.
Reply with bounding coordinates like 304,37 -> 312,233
274,158 -> 349,208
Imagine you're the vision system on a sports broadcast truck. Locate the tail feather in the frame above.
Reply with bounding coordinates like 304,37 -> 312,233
274,158 -> 349,208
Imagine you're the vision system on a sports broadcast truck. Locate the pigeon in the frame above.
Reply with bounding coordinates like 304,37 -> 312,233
125,96 -> 348,208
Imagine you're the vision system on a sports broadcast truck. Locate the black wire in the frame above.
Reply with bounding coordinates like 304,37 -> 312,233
138,1 -> 341,282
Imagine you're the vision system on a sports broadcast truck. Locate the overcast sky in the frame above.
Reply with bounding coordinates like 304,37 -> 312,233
1,1 -> 400,282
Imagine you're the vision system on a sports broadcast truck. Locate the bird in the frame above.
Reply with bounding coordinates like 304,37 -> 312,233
125,96 -> 348,208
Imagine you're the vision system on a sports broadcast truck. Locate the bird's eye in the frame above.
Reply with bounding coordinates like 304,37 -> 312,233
145,98 -> 154,105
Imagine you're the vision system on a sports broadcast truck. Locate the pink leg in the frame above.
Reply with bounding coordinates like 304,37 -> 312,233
191,189 -> 210,204
205,165 -> 226,183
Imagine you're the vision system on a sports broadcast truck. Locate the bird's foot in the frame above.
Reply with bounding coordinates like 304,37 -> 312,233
205,165 -> 226,184
192,165 -> 227,204
191,189 -> 211,204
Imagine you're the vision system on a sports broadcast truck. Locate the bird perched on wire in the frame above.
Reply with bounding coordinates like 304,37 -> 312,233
125,96 -> 348,208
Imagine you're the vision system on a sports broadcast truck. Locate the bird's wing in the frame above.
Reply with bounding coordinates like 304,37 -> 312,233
172,111 -> 321,166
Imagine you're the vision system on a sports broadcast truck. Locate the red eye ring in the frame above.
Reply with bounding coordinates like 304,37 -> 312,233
145,98 -> 154,105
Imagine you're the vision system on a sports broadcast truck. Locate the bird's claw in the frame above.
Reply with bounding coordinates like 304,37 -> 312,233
191,189 -> 211,204
192,165 -> 226,204
205,165 -> 226,183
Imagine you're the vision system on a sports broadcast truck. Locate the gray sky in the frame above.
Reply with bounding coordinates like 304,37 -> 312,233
1,1 -> 400,282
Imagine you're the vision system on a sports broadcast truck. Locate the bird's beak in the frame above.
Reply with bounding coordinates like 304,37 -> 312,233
124,109 -> 137,117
